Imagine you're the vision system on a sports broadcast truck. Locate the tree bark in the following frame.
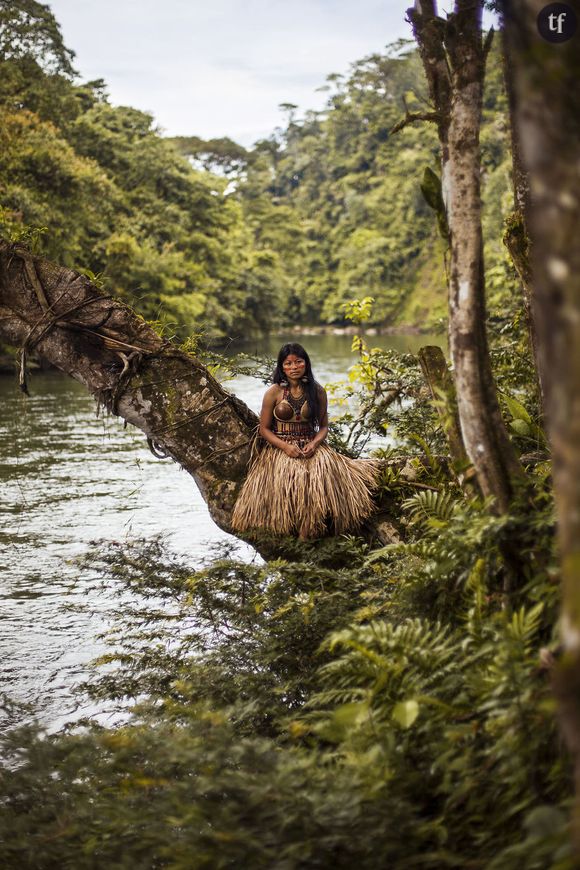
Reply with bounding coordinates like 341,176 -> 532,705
500,29 -> 544,405
407,0 -> 525,514
500,0 -> 580,848
417,344 -> 476,492
0,242 -> 406,548
0,242 -> 258,534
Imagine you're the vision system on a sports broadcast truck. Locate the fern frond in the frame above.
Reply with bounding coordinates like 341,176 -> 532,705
402,489 -> 459,531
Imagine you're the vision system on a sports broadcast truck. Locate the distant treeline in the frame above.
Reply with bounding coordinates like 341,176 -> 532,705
0,4 -> 515,340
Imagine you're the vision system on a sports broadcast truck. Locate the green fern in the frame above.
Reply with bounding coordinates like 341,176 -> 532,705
402,489 -> 459,531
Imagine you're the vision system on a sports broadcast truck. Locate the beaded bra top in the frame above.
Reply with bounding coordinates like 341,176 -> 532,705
272,386 -> 314,445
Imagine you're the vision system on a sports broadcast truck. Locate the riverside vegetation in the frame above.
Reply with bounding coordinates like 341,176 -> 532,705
0,2 -> 516,341
0,2 -> 575,868
0,327 -> 570,868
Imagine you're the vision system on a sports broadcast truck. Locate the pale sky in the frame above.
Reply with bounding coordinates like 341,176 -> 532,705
48,0 -> 417,146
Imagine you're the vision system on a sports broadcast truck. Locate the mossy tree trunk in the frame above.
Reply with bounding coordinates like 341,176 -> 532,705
417,344 -> 475,492
501,0 -> 580,848
501,29 -> 544,405
0,241 -> 258,534
0,242 -> 403,547
407,0 -> 525,514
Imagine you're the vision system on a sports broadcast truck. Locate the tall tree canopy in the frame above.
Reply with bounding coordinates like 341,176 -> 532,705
1,3 -> 519,341
0,0 -> 75,75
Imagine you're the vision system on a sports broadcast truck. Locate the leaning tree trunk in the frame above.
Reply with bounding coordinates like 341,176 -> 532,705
501,0 -> 580,848
407,0 -> 524,514
0,242 -> 403,547
0,241 -> 258,534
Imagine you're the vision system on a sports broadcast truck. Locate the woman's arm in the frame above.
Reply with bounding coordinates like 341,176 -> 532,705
302,387 -> 328,457
259,385 -> 303,458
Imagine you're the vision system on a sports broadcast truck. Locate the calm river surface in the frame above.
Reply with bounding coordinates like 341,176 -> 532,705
0,332 -> 443,733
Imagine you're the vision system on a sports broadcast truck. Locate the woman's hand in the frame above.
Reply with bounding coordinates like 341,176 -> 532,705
301,441 -> 318,458
283,443 -> 303,459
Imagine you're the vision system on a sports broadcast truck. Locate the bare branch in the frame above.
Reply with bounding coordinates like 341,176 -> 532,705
390,109 -> 439,135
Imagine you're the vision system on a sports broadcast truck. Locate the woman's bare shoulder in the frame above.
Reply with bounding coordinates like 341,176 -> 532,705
263,384 -> 282,403
316,383 -> 327,398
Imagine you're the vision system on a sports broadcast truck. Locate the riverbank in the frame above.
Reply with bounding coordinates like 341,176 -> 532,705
287,323 -> 444,337
0,324 -> 447,375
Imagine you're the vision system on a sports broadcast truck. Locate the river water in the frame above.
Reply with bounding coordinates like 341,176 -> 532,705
0,333 -> 442,733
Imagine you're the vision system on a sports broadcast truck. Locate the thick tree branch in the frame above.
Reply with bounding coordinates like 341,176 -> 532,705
0,242 -> 408,547
0,241 -> 258,534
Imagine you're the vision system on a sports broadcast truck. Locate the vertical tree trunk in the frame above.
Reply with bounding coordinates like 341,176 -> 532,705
500,30 -> 544,404
407,0 -> 524,513
501,0 -> 580,848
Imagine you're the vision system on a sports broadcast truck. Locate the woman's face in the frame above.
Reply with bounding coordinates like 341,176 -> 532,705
282,354 -> 306,379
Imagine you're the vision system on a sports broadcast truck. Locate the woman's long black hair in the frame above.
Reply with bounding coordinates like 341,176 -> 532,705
272,343 -> 321,429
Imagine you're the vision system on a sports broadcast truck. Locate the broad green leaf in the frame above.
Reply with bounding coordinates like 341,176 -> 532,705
502,393 -> 532,424
420,167 -> 443,211
510,419 -> 531,436
333,700 -> 371,730
392,699 -> 420,728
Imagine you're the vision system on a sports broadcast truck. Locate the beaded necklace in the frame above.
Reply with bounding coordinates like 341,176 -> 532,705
284,386 -> 306,419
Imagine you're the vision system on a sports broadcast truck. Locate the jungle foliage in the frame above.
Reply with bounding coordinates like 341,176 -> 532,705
1,3 -> 515,339
0,308 -> 568,868
0,2 -> 263,339
0,441 -> 569,868
0,4 -> 574,867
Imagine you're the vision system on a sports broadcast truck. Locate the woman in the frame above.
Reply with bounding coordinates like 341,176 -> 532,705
232,343 -> 380,539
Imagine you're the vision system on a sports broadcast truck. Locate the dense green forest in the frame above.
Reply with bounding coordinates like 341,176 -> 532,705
2,1 -> 578,868
0,3 -> 516,339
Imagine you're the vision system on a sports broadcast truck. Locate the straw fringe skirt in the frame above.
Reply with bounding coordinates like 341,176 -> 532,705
231,443 -> 380,539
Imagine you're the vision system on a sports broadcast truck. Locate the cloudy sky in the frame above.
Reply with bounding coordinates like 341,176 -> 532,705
48,0 -> 420,146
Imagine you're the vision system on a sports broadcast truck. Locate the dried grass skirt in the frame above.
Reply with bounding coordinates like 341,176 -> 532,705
231,443 -> 380,539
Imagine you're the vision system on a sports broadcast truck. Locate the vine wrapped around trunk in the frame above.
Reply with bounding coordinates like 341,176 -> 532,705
0,241 -> 257,534
0,242 -> 406,546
